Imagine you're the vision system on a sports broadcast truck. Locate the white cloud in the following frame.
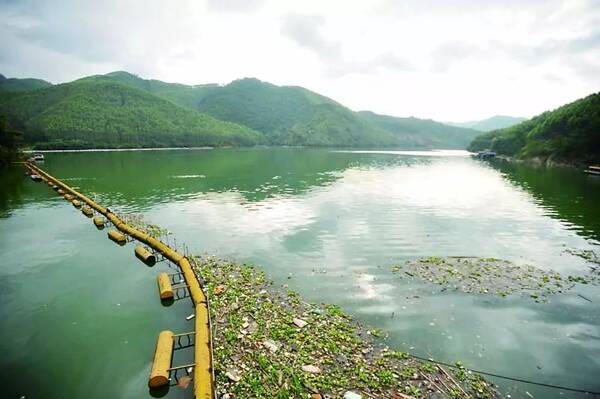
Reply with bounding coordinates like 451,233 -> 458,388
0,0 -> 598,121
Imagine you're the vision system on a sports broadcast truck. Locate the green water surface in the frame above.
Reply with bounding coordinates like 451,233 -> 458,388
1,148 -> 599,399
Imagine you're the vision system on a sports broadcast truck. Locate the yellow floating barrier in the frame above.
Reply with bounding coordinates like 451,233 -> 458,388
23,162 -> 215,399
148,330 -> 174,388
135,245 -> 157,266
72,199 -> 82,208
82,206 -> 94,217
93,216 -> 105,228
107,230 -> 127,246
157,272 -> 174,299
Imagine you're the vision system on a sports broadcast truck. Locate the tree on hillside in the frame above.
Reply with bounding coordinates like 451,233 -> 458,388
0,115 -> 23,167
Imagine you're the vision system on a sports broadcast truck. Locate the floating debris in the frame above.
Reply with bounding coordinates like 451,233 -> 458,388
121,213 -> 171,238
225,369 -> 241,382
192,256 -> 497,398
214,285 -> 226,296
302,364 -> 322,374
177,375 -> 192,389
343,391 -> 362,399
263,339 -> 280,353
391,257 -> 599,302
293,317 -> 308,328
565,248 -> 600,266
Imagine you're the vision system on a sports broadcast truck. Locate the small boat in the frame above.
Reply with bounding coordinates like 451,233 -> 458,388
584,165 -> 600,176
473,150 -> 496,159
30,174 -> 42,182
33,153 -> 44,162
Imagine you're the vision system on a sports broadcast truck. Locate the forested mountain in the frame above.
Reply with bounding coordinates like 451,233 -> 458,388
449,115 -> 526,131
0,80 -> 262,149
468,93 -> 600,164
77,71 -> 218,110
358,111 -> 480,149
0,71 -> 489,149
195,78 -> 400,146
0,74 -> 53,92
66,73 -> 481,148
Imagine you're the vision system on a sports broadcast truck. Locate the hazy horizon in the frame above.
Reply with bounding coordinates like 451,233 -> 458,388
1,0 -> 598,122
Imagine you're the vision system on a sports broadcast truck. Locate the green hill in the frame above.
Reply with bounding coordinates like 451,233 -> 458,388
449,115 -> 526,132
0,74 -> 53,92
77,71 -> 218,110
358,111 -> 480,149
468,93 -> 600,164
47,72 -> 484,148
67,74 -> 400,147
0,80 -> 263,149
193,78 -> 397,147
0,71 -> 496,150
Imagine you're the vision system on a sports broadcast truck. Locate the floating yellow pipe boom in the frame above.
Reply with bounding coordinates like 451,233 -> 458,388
93,216 -> 105,228
24,161 -> 215,399
135,245 -> 157,266
157,272 -> 174,299
107,230 -> 127,246
148,330 -> 174,388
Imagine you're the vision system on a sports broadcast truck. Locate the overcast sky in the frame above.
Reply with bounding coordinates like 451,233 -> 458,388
1,0 -> 598,121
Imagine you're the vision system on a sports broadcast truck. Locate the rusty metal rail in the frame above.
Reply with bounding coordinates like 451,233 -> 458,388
24,162 -> 215,399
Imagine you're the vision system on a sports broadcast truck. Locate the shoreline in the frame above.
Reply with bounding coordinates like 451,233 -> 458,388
22,146 -> 473,155
489,154 -> 591,170
22,146 -> 216,153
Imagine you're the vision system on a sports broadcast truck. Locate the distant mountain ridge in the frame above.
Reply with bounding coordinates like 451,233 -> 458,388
0,75 -> 53,92
0,71 -> 485,149
77,71 -> 219,111
358,111 -> 480,149
448,115 -> 526,132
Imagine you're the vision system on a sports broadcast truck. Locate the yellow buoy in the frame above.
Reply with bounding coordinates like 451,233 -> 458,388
135,245 -> 157,266
64,194 -> 74,201
157,272 -> 174,299
52,184 -> 59,191
72,199 -> 82,208
57,188 -> 65,195
93,216 -> 105,228
107,230 -> 127,246
148,330 -> 174,388
82,206 -> 93,217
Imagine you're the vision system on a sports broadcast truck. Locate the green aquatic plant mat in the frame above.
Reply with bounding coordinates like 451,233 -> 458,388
192,256 -> 497,399
391,256 -> 599,302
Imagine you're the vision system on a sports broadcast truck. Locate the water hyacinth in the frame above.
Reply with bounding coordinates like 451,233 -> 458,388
192,256 -> 497,398
391,256 -> 600,302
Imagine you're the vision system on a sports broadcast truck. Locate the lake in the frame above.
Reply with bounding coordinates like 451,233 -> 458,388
1,148 -> 599,399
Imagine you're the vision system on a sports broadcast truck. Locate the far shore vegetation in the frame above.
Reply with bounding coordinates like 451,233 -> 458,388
468,92 -> 600,165
0,115 -> 22,167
